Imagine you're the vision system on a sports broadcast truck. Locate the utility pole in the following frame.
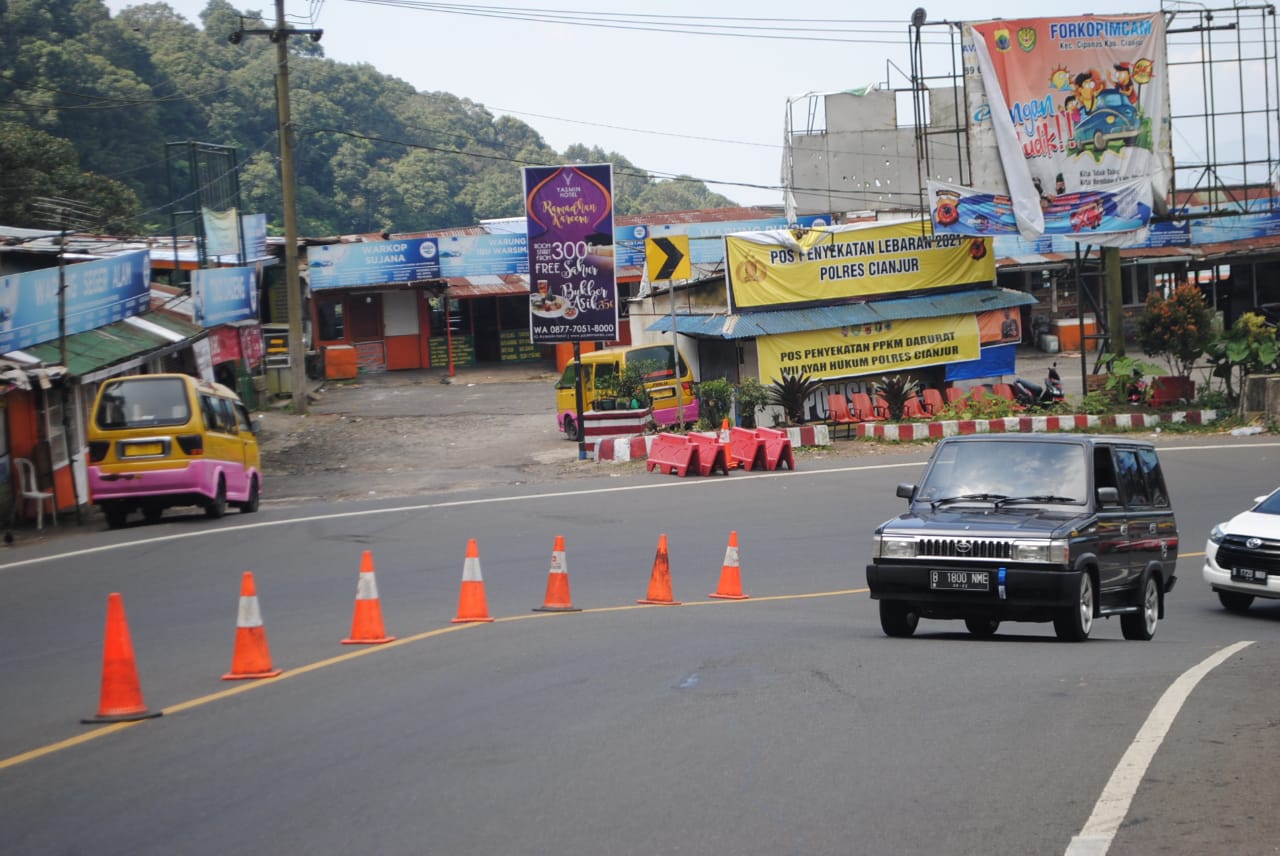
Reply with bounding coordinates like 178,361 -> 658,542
229,1 -> 321,414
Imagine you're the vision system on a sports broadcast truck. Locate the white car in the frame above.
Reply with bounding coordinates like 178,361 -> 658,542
1203,488 -> 1280,612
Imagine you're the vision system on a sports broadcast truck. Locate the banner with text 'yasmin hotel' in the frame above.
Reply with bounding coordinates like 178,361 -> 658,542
725,219 -> 993,312
928,14 -> 1170,245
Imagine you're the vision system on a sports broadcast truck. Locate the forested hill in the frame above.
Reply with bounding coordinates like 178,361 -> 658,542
0,0 -> 735,236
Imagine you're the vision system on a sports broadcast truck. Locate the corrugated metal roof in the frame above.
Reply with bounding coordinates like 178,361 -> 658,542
647,287 -> 1038,339
446,274 -> 527,298
20,311 -> 205,380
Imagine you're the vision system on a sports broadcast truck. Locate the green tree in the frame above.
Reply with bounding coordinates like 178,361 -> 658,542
1137,284 -> 1212,377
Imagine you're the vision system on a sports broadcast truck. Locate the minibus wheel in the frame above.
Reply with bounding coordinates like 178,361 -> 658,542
206,477 -> 227,519
103,502 -> 128,530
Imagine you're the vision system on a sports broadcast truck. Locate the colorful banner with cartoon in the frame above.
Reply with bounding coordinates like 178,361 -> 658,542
756,314 -> 981,383
928,176 -> 1153,237
523,164 -> 618,344
725,219 -> 993,312
960,14 -> 1169,242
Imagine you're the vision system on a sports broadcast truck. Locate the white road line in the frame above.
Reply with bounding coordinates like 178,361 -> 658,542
1064,640 -> 1255,856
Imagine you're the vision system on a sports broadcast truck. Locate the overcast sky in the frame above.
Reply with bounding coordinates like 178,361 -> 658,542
101,2 -> 1206,209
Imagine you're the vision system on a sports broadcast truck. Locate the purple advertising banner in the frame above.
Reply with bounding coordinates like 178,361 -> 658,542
523,164 -> 618,344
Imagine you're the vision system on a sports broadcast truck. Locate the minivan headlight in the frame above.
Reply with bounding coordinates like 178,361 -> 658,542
876,535 -> 917,559
1011,539 -> 1069,564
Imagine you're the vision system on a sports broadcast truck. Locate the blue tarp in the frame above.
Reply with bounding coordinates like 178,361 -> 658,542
945,343 -> 1017,382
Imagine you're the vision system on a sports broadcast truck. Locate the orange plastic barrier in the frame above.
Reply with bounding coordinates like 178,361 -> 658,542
646,432 -> 699,477
82,593 -> 163,724
729,427 -> 768,471
754,427 -> 796,471
686,433 -> 730,476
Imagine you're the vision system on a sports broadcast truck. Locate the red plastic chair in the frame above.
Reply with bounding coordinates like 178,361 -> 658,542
944,386 -> 967,406
903,396 -> 928,419
921,388 -> 945,415
849,392 -> 886,422
992,382 -> 1026,411
826,392 -> 859,438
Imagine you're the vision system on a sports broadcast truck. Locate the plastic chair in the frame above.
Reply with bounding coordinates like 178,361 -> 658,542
849,392 -> 886,422
15,457 -> 56,530
903,396 -> 928,419
826,392 -> 859,438
920,388 -> 944,415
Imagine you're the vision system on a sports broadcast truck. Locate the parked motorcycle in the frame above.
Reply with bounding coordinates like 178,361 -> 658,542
1011,363 -> 1066,410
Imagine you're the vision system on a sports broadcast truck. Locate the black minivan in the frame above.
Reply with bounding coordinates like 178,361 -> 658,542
866,434 -> 1178,641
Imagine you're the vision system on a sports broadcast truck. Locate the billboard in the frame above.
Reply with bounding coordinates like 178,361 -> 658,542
934,14 -> 1170,242
0,250 -> 151,353
756,314 -> 981,383
523,164 -> 618,344
725,219 -> 994,312
191,266 -> 259,327
307,237 -> 441,289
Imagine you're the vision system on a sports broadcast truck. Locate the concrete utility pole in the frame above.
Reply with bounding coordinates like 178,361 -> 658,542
230,0 -> 321,414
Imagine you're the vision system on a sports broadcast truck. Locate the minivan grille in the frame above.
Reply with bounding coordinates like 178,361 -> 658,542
1218,534 -> 1280,573
917,538 -> 1014,560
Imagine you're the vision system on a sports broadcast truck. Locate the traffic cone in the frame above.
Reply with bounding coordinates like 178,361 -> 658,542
222,571 -> 283,680
452,539 -> 495,623
533,534 -> 581,612
82,593 -> 162,724
710,530 -> 749,599
719,418 -> 737,469
638,533 -> 681,605
342,550 -> 396,644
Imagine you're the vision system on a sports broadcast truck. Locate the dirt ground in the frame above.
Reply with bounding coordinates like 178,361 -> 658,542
253,363 -> 911,506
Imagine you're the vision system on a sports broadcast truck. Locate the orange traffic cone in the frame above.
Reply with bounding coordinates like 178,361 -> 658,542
720,418 -> 737,469
82,593 -> 162,724
452,539 -> 495,623
710,530 -> 749,599
534,534 -> 581,612
638,533 -> 681,605
342,550 -> 396,644
222,571 -> 283,680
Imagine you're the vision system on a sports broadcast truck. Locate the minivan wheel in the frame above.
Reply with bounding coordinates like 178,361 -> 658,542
563,415 -> 577,440
1054,572 -> 1094,641
879,600 -> 919,638
1218,590 -> 1255,613
964,617 -> 1000,639
1122,574 -> 1160,641
142,504 -> 164,525
103,502 -> 128,530
239,477 -> 259,514
205,477 -> 227,519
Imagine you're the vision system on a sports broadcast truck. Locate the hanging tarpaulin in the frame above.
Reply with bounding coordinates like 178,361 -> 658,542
522,164 -> 618,344
943,14 -> 1170,243
202,206 -> 242,257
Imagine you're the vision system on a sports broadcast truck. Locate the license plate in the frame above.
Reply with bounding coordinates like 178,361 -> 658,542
1231,567 -> 1268,583
123,442 -> 163,457
931,570 -> 990,591
650,387 -> 674,400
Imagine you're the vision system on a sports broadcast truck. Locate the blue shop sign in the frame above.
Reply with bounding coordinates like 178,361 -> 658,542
192,266 -> 258,327
308,238 -> 441,288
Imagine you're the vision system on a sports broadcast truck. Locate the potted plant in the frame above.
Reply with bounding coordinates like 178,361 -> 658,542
1137,284 -> 1212,397
767,372 -> 822,424
871,375 -> 922,422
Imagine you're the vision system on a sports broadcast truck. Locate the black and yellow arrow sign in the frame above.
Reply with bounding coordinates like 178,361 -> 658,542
645,235 -> 691,281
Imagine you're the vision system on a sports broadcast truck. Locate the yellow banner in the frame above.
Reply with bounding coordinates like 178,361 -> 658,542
757,314 -> 981,383
726,219 -> 993,310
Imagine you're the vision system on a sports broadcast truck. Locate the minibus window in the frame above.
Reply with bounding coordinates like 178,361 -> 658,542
96,378 -> 190,429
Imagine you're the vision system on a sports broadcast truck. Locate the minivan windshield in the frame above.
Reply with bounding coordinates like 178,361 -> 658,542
95,377 -> 191,429
916,441 -> 1088,507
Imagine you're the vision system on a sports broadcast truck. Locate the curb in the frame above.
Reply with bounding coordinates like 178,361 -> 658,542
589,410 -> 1221,460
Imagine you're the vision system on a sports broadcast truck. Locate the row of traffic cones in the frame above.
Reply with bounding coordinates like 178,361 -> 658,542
82,531 -> 749,723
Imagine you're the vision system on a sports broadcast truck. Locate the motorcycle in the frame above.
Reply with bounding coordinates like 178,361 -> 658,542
1011,363 -> 1066,410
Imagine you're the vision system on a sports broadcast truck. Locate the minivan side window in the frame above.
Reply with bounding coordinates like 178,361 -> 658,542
1114,448 -> 1151,508
1136,447 -> 1170,508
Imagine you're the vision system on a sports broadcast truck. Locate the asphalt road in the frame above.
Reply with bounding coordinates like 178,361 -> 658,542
1,437 -> 1278,855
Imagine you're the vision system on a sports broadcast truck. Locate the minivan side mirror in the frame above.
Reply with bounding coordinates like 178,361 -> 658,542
896,483 -> 917,501
1097,486 -> 1120,507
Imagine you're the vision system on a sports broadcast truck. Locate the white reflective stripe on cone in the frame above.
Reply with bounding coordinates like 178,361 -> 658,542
462,556 -> 483,582
236,597 -> 264,628
550,549 -> 567,575
356,573 -> 379,600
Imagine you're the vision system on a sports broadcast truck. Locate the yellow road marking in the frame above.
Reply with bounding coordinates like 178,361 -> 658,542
0,588 -> 868,772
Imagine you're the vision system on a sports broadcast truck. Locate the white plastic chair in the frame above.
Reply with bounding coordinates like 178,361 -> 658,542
15,457 -> 56,530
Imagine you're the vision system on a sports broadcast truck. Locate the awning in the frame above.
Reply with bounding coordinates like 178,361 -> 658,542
18,312 -> 206,383
647,287 -> 1038,340
445,274 -> 528,298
